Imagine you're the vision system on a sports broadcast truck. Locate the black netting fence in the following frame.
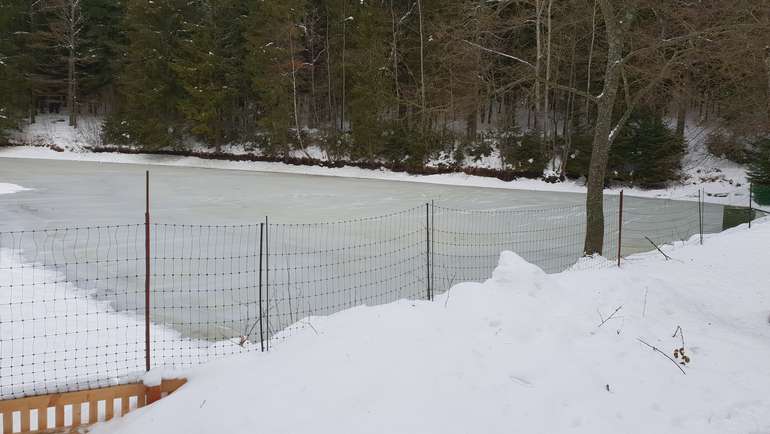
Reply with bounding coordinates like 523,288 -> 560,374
0,195 -> 763,400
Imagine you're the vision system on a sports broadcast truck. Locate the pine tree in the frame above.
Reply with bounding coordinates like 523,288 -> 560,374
105,0 -> 186,149
747,139 -> 770,190
172,0 -> 247,152
0,0 -> 30,142
345,1 -> 394,159
246,0 -> 307,155
609,110 -> 685,188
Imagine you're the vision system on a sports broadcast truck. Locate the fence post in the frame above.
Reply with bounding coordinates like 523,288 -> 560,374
144,170 -> 151,372
431,200 -> 435,298
698,189 -> 703,245
265,216 -> 269,351
617,190 -> 623,268
425,203 -> 431,301
749,182 -> 753,229
259,222 -> 264,352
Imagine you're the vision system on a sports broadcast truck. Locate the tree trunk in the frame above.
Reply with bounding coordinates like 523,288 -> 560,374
68,46 -> 77,127
766,46 -> 770,128
417,0 -> 426,128
675,96 -> 687,139
584,0 -> 624,255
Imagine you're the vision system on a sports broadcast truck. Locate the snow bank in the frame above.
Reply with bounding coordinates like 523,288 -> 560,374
92,218 -> 770,434
0,183 -> 29,195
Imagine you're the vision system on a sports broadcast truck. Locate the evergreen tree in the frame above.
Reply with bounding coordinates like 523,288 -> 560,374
345,1 -> 393,159
172,0 -> 248,151
246,0 -> 307,155
747,139 -> 770,186
105,0 -> 186,149
609,110 -> 685,187
0,0 -> 30,142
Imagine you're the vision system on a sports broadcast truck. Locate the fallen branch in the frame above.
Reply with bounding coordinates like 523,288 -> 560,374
644,236 -> 673,261
637,337 -> 686,375
598,305 -> 623,327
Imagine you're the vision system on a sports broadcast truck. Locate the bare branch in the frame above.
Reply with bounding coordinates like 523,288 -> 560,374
462,39 -> 535,70
609,54 -> 680,144
637,338 -> 687,375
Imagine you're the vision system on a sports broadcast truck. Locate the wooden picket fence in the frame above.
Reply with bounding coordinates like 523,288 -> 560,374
0,379 -> 186,434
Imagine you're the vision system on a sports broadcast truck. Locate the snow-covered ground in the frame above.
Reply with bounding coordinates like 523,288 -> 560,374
0,183 -> 29,195
2,114 -> 755,207
85,217 -> 770,434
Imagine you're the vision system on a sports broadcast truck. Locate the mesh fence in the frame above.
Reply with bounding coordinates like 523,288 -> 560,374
0,196 -> 761,399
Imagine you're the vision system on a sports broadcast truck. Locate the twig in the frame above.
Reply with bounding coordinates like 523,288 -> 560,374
302,319 -> 320,335
443,273 -> 457,308
642,287 -> 648,318
644,236 -> 673,261
598,305 -> 623,327
672,325 -> 685,348
637,338 -> 686,375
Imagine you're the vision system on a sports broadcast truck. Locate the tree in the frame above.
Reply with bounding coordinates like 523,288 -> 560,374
172,0 -> 247,151
246,0 -> 307,155
105,0 -> 186,149
0,0 -> 30,140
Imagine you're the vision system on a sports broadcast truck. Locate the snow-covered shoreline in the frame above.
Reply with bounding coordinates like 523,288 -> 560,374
0,144 -> 754,207
92,218 -> 770,434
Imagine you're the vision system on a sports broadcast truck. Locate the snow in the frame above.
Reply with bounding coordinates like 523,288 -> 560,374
0,183 -> 29,195
87,218 -> 770,434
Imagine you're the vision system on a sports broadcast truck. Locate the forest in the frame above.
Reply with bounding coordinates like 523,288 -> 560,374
1,1 -> 769,194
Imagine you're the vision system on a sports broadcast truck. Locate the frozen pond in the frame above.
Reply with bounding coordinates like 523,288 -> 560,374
1,157 -> 725,344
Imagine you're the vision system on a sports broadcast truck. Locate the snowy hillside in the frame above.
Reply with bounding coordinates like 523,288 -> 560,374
92,218 -> 770,434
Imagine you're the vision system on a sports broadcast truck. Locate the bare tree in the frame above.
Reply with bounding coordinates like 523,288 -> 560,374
56,0 -> 83,127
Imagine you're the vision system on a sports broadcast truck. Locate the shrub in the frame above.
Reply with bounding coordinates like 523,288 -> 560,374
498,129 -> 547,176
747,138 -> 770,205
706,132 -> 751,163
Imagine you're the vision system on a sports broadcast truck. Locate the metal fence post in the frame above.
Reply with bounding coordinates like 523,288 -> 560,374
259,222 -> 264,352
749,182 -> 753,229
698,189 -> 703,245
617,190 -> 623,268
425,203 -> 431,301
265,216 -> 270,351
144,170 -> 151,372
431,200 -> 435,299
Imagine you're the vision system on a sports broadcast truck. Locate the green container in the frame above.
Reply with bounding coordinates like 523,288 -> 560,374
753,184 -> 770,206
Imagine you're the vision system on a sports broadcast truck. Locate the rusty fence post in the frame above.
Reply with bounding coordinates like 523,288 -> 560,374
144,170 -> 151,372
265,216 -> 269,351
259,222 -> 264,352
617,190 -> 624,268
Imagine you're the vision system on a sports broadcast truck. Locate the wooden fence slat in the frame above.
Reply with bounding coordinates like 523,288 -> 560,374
37,407 -> 47,432
2,411 -> 12,434
90,400 -> 97,424
72,403 -> 81,428
20,408 -> 29,432
105,397 -> 114,421
55,405 -> 64,428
